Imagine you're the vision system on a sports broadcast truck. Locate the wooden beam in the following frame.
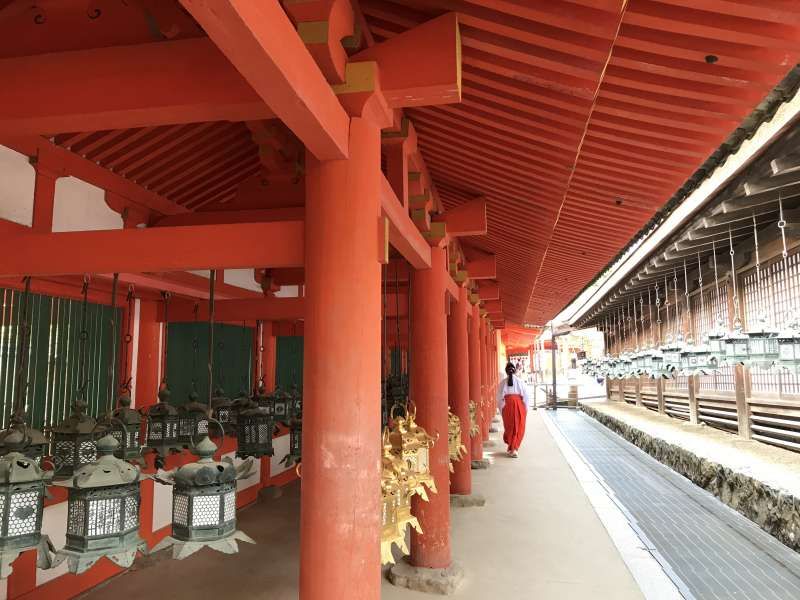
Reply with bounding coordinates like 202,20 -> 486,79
99,272 -> 260,301
0,222 -> 304,277
349,13 -> 461,108
5,136 -> 185,217
180,0 -> 349,161
161,297 -> 305,322
466,255 -> 496,279
433,198 -> 487,237
484,299 -> 502,313
478,282 -> 499,300
154,207 -> 305,227
0,38 -> 274,136
380,174 -> 432,269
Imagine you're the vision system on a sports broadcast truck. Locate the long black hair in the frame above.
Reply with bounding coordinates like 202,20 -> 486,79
505,362 -> 515,387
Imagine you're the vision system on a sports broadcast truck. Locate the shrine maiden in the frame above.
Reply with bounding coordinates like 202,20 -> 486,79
496,362 -> 531,458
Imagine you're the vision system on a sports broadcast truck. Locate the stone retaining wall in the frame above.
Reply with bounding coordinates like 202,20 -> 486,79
580,403 -> 800,551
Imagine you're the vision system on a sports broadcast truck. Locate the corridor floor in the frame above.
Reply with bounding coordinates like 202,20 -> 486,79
79,411 -> 644,599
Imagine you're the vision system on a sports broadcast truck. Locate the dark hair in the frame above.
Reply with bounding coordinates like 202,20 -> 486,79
505,362 -> 515,386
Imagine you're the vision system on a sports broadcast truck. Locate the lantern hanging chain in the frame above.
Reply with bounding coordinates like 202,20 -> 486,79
639,293 -> 645,349
683,260 -> 691,339
729,228 -> 741,324
120,285 -> 135,392
632,295 -> 639,349
752,213 -> 764,321
208,269 -> 216,409
698,253 -> 705,338
712,239 -> 722,324
12,276 -> 32,420
191,302 -> 199,393
673,268 -> 680,339
161,291 -> 171,386
663,275 -> 671,338
256,320 -> 264,388
778,193 -> 796,321
382,262 -> 388,416
77,275 -> 90,402
241,319 -> 248,392
107,272 -> 120,414
648,288 -> 654,347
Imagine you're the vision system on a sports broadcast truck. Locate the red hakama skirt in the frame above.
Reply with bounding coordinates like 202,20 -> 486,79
502,393 -> 527,452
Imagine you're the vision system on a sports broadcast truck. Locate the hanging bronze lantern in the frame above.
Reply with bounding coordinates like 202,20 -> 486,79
0,430 -> 54,578
177,392 -> 210,446
229,389 -> 252,429
107,394 -> 143,462
52,435 -> 146,574
389,405 -> 436,498
51,401 -> 106,478
236,397 -> 274,459
151,435 -> 255,559
0,414 -> 48,466
144,387 -> 181,457
468,401 -> 480,438
210,388 -> 235,435
746,313 -> 779,370
281,387 -> 302,467
271,387 -> 290,426
724,318 -> 750,365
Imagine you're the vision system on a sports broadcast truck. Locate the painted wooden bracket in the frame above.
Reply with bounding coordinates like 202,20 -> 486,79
468,292 -> 480,305
478,282 -> 500,301
283,0 -> 355,85
349,12 -> 461,108
466,255 -> 496,279
422,221 -> 447,247
332,61 -> 392,128
433,198 -> 487,237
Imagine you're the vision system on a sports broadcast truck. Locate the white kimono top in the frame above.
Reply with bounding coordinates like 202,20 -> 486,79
496,374 -> 531,412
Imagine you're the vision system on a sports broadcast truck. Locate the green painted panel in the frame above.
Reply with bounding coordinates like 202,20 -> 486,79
165,322 -> 253,406
276,336 -> 303,390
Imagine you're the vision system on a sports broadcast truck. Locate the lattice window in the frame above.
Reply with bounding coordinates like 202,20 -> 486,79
692,284 -> 729,340
223,491 -> 235,523
8,491 -> 39,537
173,493 -> 189,526
67,497 -> 84,535
87,498 -> 122,536
123,495 -> 138,531
191,495 -> 221,527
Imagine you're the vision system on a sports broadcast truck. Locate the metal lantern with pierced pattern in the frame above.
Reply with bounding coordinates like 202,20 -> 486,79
0,414 -> 48,466
151,436 -> 255,559
0,431 -> 54,578
775,317 -> 800,375
210,388 -> 235,435
108,394 -> 143,462
51,401 -> 106,478
236,398 -> 275,459
724,318 -> 750,365
746,314 -> 779,370
177,393 -> 210,446
659,335 -> 684,377
280,387 -> 303,467
52,435 -> 146,574
447,411 -> 467,473
144,388 -> 181,457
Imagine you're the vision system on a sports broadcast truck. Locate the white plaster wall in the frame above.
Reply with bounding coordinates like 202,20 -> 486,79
270,435 -> 292,476
52,177 -> 121,232
152,479 -> 174,533
224,269 -> 261,293
275,285 -> 300,298
36,501 -> 69,586
0,145 -> 34,226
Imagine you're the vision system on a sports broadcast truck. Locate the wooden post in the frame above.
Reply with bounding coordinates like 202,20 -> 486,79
635,376 -> 643,407
656,378 -> 665,414
687,374 -> 699,424
734,364 -> 751,439
619,379 -> 625,403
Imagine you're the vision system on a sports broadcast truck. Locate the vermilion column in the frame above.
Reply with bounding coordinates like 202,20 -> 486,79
469,306 -> 483,460
134,300 -> 160,409
447,286 -> 471,494
480,317 -> 490,441
410,246 -> 451,569
301,117 -> 382,600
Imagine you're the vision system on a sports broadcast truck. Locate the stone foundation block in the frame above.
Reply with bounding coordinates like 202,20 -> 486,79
471,459 -> 490,470
388,559 -> 464,595
450,493 -> 486,508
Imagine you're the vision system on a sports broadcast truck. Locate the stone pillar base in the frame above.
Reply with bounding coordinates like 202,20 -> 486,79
388,559 -> 464,595
492,417 -> 500,424
471,459 -> 490,470
450,493 -> 486,508
488,425 -> 499,433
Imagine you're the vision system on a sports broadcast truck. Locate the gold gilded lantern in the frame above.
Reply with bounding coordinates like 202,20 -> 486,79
447,411 -> 467,473
388,405 -> 436,498
468,401 -> 480,437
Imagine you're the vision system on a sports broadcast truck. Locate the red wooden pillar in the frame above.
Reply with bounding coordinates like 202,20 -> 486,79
410,246 -> 451,569
300,117 -> 382,600
134,300 -> 160,409
469,306 -> 484,461
447,286 -> 471,494
480,317 -> 490,441
31,165 -> 58,232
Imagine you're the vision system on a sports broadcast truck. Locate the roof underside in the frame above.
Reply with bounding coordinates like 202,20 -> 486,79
362,0 -> 800,325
